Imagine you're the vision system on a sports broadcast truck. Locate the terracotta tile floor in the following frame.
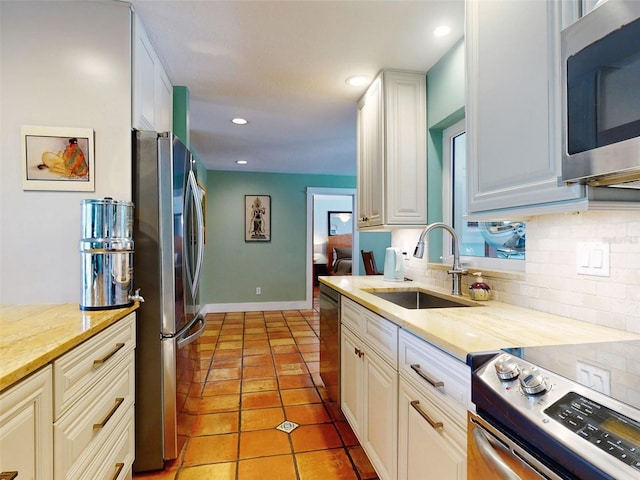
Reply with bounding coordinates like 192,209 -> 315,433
134,292 -> 379,480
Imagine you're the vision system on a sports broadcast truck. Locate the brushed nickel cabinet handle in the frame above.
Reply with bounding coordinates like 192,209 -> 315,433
410,364 -> 444,388
109,463 -> 125,480
93,343 -> 125,366
410,400 -> 444,431
93,397 -> 124,430
0,472 -> 18,480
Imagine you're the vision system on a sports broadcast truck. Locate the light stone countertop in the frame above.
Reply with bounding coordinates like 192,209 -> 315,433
319,276 -> 640,363
0,303 -> 139,391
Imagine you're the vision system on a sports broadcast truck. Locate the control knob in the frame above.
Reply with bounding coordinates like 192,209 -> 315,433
519,366 -> 547,395
494,355 -> 520,380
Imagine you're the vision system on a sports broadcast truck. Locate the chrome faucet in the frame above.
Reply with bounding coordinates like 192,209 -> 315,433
413,222 -> 468,296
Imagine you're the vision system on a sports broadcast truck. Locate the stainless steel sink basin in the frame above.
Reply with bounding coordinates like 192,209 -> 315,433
367,289 -> 475,309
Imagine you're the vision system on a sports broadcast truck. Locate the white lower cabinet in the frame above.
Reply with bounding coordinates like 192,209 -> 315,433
398,377 -> 466,480
341,326 -> 364,437
397,329 -> 469,480
341,299 -> 398,480
54,313 -> 136,479
340,298 -> 471,480
0,366 -> 53,479
0,313 -> 136,480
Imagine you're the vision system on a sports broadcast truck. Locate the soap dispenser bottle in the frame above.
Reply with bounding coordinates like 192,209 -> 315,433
469,272 -> 491,301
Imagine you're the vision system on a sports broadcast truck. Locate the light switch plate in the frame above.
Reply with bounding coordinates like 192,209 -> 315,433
576,360 -> 611,395
576,242 -> 610,277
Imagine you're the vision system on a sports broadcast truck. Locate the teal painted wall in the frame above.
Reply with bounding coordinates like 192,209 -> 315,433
358,232 -> 391,273
173,86 -> 190,148
426,38 -> 465,261
201,171 -> 356,304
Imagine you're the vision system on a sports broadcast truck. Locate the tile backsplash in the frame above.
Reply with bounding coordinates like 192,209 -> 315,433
392,210 -> 640,334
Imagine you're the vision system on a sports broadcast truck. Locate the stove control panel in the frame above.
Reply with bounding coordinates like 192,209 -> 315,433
545,392 -> 640,472
474,352 -> 640,479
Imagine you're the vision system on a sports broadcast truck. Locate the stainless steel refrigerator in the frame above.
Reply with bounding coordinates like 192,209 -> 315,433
132,130 -> 206,472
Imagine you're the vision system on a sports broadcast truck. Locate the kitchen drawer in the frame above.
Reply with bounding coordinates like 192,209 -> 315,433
53,313 -> 135,418
69,406 -> 134,480
398,329 -> 470,415
54,351 -> 134,479
361,308 -> 397,368
341,297 -> 398,367
342,296 -> 364,333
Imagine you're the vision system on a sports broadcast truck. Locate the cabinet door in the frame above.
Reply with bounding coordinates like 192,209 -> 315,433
155,66 -> 173,133
0,366 -> 53,479
340,326 -> 364,439
133,16 -> 156,130
383,71 -> 427,226
398,377 -> 465,480
133,14 -> 173,132
357,75 -> 384,228
466,0 -> 583,215
363,350 -> 397,480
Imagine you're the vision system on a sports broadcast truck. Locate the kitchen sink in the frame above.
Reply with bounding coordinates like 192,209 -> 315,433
366,288 -> 476,309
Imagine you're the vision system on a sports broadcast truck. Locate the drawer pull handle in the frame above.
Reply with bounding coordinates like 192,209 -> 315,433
94,343 -> 125,366
410,400 -> 444,431
0,472 -> 18,480
410,364 -> 444,388
94,397 -> 124,430
354,347 -> 364,358
109,463 -> 125,480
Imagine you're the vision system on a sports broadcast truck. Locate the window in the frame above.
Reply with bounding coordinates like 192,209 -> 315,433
442,119 -> 525,270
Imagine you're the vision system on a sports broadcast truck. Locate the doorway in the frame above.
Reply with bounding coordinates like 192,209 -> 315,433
305,187 -> 357,307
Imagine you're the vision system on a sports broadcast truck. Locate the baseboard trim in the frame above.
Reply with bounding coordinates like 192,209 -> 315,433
203,300 -> 312,313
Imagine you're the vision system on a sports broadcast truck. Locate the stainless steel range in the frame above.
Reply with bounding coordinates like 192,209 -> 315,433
468,340 -> 640,480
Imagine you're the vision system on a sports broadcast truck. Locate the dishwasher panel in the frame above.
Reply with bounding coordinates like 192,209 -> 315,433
319,284 -> 340,404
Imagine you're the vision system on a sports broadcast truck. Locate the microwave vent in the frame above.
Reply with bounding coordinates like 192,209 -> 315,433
586,171 -> 640,189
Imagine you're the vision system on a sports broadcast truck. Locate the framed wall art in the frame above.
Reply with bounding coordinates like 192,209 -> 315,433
245,195 -> 271,242
22,125 -> 95,191
328,211 -> 352,236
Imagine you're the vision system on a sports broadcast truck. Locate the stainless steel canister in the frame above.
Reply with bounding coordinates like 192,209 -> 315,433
81,198 -> 134,239
80,239 -> 134,310
80,198 -> 136,310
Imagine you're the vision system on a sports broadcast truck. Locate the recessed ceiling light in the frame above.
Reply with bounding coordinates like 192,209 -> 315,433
236,160 -> 248,165
434,25 -> 451,37
345,75 -> 371,87
232,118 -> 248,125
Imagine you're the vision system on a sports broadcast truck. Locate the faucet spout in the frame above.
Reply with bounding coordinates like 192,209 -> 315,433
413,222 -> 468,295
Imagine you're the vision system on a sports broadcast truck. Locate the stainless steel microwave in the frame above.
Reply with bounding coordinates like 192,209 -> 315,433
561,0 -> 640,189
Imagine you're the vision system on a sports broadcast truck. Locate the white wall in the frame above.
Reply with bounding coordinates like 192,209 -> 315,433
1,1 -> 133,304
396,210 -> 640,334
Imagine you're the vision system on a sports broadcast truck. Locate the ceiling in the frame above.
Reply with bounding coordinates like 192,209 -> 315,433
129,0 -> 464,176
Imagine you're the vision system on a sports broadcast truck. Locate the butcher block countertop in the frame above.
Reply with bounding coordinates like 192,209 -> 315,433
0,303 -> 139,391
319,276 -> 640,362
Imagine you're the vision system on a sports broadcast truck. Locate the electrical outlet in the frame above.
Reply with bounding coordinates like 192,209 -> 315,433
576,360 -> 611,394
256,287 -> 261,295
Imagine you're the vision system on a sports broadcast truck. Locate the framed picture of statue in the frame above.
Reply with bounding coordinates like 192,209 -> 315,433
245,195 -> 271,242
21,125 -> 95,191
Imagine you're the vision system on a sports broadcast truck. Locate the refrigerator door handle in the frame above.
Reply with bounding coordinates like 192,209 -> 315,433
184,169 -> 205,299
176,315 -> 206,349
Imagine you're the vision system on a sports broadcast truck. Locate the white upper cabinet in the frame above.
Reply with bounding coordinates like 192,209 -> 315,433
465,0 -> 639,218
133,13 -> 173,132
357,70 -> 427,229
465,0 -> 586,218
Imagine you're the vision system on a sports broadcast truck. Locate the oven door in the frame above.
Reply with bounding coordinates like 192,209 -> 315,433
467,412 -> 564,480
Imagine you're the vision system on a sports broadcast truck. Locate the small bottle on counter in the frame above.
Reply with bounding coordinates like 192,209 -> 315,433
469,272 -> 491,301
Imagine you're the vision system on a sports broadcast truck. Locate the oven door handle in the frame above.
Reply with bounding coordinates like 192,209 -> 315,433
472,426 -> 523,480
